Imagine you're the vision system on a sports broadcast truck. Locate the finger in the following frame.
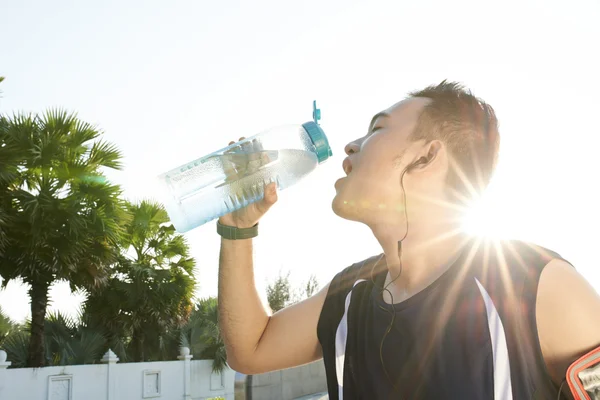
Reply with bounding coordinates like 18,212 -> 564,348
240,140 -> 253,152
223,141 -> 241,181
239,137 -> 246,141
251,138 -> 263,151
247,139 -> 265,167
222,158 -> 239,182
224,141 -> 242,157
263,182 -> 278,204
255,186 -> 277,215
236,140 -> 252,174
248,139 -> 261,158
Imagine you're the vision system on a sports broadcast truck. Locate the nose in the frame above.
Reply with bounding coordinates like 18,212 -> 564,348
344,141 -> 360,155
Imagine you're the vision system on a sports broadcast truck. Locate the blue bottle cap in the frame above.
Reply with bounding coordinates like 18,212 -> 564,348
302,121 -> 332,163
313,100 -> 321,124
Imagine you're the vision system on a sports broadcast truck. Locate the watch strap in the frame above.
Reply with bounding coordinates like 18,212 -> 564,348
217,221 -> 258,240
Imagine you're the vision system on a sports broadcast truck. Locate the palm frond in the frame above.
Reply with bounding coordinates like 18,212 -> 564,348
66,119 -> 100,150
2,330 -> 30,368
0,306 -> 15,344
70,329 -> 106,364
87,140 -> 123,170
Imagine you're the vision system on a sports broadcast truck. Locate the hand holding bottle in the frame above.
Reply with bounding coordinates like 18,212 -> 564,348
218,137 -> 278,229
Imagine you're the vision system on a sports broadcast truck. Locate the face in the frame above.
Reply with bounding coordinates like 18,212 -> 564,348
332,97 -> 435,227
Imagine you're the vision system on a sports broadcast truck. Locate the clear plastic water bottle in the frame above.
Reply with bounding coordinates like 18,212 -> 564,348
157,108 -> 332,233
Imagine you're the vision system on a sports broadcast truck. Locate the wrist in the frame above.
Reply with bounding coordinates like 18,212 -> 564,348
217,220 -> 259,240
218,217 -> 256,230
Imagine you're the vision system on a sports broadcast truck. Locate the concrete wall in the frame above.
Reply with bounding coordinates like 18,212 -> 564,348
0,350 -> 235,400
112,360 -> 185,400
0,350 -> 326,400
0,364 -> 108,400
248,360 -> 327,400
191,359 -> 232,397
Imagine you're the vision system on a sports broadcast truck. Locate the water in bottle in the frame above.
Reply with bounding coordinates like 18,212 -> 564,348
157,120 -> 332,232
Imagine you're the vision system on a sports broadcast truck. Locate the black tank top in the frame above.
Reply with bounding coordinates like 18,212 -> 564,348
317,239 -> 568,399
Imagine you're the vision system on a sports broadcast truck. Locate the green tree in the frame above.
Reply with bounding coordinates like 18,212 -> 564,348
266,271 -> 293,312
180,297 -> 227,373
1,311 -> 105,368
266,272 -> 320,312
304,274 -> 320,298
0,306 -> 15,345
0,110 -> 127,367
43,312 -> 105,366
2,329 -> 29,368
84,200 -> 196,362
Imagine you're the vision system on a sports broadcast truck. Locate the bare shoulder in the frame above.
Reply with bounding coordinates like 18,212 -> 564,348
536,258 -> 600,385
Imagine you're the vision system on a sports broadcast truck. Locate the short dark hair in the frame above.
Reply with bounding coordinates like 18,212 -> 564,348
409,80 -> 500,201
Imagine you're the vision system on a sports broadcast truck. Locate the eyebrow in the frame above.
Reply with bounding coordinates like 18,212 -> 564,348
368,112 -> 389,132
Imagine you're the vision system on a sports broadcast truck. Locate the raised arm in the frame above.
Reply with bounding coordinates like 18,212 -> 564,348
216,143 -> 329,373
219,234 -> 328,374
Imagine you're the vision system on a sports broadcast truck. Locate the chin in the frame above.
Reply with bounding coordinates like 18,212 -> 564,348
331,191 -> 362,222
331,195 -> 346,218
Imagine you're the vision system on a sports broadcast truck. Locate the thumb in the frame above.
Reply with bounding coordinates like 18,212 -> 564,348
256,182 -> 278,215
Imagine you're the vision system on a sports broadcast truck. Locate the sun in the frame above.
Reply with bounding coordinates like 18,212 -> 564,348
461,194 -> 512,240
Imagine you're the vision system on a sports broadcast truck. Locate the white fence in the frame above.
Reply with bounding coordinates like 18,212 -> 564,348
247,361 -> 327,400
0,348 -> 235,400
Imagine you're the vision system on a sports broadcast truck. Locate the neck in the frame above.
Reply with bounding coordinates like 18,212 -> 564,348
371,212 -> 468,300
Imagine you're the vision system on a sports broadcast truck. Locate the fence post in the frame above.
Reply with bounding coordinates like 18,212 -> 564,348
178,347 -> 193,400
0,350 -> 10,370
0,350 -> 11,400
101,349 -> 119,400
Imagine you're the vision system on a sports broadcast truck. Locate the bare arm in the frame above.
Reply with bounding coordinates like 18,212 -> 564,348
218,236 -> 329,374
536,259 -> 600,398
216,139 -> 328,374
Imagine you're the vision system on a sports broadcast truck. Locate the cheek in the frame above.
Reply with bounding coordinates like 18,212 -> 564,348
358,137 -> 400,175
355,152 -> 397,182
347,169 -> 401,202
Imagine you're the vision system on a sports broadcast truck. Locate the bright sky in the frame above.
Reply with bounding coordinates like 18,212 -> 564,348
1,0 -> 599,323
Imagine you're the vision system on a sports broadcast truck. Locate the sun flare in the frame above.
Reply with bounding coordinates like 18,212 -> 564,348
461,195 -> 511,240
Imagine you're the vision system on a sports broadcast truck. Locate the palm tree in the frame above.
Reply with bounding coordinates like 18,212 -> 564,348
0,110 -> 127,367
43,312 -> 106,366
2,311 -> 105,368
84,200 -> 196,362
0,306 -> 15,345
2,329 -> 29,368
0,113 -> 20,252
180,297 -> 227,373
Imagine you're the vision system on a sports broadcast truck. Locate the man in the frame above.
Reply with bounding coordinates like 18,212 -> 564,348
218,81 -> 600,399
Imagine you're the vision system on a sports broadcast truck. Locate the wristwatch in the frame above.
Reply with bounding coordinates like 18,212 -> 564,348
217,221 -> 259,240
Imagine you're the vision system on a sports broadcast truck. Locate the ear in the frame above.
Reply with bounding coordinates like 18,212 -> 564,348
412,140 -> 445,170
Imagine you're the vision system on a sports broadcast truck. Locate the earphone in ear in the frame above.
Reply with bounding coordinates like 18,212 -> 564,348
407,156 -> 428,171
